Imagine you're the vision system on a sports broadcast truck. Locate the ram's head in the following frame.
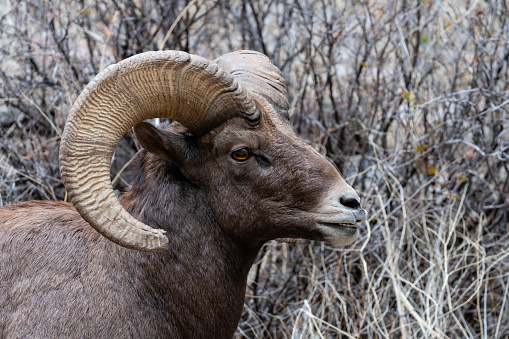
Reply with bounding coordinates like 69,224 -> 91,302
60,50 -> 367,252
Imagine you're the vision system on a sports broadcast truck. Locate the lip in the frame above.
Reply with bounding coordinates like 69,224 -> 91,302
317,222 -> 358,229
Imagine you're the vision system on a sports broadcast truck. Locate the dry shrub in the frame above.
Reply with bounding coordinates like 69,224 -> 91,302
1,0 -> 507,337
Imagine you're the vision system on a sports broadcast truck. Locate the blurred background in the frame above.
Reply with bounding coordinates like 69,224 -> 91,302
0,0 -> 508,337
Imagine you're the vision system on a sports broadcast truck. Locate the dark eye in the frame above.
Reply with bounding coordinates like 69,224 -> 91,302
231,149 -> 250,161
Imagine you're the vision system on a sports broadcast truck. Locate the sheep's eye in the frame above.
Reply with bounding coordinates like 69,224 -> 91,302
232,149 -> 250,161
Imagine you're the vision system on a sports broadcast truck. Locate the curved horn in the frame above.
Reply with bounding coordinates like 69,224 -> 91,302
60,51 -> 258,252
214,50 -> 289,119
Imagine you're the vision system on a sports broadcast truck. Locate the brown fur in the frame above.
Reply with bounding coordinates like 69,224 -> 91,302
0,97 -> 364,338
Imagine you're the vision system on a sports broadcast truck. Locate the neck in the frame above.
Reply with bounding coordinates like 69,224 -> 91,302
119,154 -> 259,336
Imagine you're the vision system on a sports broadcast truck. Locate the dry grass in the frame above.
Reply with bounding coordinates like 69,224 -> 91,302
0,0 -> 508,337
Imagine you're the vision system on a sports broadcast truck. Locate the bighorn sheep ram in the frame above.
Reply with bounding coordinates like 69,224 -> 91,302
0,50 -> 366,338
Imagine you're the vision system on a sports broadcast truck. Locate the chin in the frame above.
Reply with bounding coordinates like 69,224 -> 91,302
321,226 -> 359,247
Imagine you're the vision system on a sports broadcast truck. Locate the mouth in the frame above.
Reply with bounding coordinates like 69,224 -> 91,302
317,222 -> 358,230
314,210 -> 367,246
316,220 -> 360,246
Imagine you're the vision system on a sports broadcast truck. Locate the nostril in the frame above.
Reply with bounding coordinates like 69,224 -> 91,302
340,196 -> 361,209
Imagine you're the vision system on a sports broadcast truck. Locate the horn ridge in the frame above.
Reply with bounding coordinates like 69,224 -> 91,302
214,50 -> 289,119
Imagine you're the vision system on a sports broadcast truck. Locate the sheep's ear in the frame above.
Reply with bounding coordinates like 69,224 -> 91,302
133,122 -> 193,166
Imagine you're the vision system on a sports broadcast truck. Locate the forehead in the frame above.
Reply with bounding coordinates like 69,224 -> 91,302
207,107 -> 298,153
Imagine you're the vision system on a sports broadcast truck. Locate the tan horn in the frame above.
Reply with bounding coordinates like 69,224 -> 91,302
214,50 -> 289,118
59,51 -> 257,252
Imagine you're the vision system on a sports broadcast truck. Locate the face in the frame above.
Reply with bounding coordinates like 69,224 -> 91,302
180,96 -> 367,247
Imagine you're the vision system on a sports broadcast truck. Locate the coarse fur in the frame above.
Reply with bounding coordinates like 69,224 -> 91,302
0,96 -> 365,338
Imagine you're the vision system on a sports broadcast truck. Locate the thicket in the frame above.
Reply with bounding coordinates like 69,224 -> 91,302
1,0 -> 508,337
